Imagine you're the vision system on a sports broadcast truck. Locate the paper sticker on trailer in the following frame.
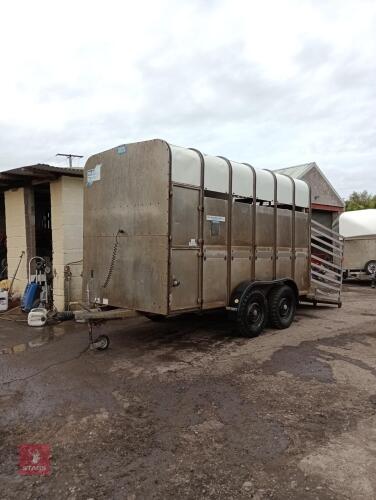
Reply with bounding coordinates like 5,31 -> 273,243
206,215 -> 226,222
87,164 -> 101,187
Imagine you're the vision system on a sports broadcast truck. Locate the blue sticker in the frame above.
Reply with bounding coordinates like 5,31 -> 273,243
117,144 -> 127,155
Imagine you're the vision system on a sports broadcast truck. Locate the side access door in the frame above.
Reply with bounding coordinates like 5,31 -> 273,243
170,185 -> 201,311
202,192 -> 228,308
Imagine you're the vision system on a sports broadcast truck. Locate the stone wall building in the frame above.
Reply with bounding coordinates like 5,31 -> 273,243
274,162 -> 345,228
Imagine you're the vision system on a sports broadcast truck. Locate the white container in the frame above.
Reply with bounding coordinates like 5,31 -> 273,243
27,308 -> 48,327
0,289 -> 8,311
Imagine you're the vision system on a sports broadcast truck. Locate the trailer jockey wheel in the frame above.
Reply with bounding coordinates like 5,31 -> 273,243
93,335 -> 110,351
269,285 -> 296,329
88,321 -> 110,351
237,288 -> 267,337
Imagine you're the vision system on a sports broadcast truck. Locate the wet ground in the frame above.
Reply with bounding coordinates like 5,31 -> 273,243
1,284 -> 376,499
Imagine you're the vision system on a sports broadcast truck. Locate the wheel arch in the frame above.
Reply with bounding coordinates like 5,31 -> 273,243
279,279 -> 299,300
228,278 -> 299,311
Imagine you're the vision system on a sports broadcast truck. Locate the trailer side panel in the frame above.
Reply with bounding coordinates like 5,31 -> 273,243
343,236 -> 376,271
83,139 -> 170,314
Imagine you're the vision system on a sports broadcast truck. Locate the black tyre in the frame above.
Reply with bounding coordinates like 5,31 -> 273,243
269,285 -> 296,329
237,288 -> 267,338
365,260 -> 376,275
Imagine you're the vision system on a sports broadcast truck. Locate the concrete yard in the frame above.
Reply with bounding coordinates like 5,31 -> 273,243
1,284 -> 376,499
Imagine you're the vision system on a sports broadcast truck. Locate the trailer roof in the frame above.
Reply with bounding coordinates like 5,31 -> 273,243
339,209 -> 376,238
170,144 -> 310,208
84,139 -> 310,208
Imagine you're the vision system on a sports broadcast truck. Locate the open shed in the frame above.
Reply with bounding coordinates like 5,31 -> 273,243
0,164 -> 83,310
274,162 -> 345,229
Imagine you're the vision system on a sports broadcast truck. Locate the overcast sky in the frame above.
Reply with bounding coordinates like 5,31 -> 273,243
1,0 -> 375,198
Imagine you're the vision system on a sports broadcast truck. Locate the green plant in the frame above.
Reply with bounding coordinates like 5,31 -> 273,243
345,191 -> 376,211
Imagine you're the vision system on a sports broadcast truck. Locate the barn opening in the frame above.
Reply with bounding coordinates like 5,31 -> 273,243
34,184 -> 52,266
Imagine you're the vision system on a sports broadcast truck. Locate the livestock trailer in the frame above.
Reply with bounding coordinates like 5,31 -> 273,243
80,139 -> 343,348
339,209 -> 376,280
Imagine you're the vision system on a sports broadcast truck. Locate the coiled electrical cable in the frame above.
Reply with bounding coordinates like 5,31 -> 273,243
102,229 -> 123,289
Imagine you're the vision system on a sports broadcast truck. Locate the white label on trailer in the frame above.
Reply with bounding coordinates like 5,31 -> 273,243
94,297 -> 109,305
87,164 -> 101,187
188,238 -> 197,247
206,215 -> 225,223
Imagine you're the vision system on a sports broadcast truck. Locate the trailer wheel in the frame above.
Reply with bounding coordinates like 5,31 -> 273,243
269,285 -> 296,329
237,289 -> 267,338
94,335 -> 110,350
365,260 -> 376,275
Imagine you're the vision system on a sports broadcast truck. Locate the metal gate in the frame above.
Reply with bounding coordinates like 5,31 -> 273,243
309,219 -> 343,305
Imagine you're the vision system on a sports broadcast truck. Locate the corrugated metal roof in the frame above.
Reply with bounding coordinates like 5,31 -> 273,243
273,163 -> 316,179
274,161 -> 344,208
3,163 -> 83,177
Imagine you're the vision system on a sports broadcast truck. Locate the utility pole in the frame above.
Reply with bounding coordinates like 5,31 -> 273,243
56,153 -> 83,168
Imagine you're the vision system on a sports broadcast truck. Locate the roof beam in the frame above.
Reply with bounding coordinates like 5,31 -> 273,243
0,182 -> 27,191
0,172 -> 28,181
31,177 -> 58,185
29,169 -> 60,180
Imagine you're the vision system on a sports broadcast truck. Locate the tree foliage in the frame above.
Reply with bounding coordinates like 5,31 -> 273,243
345,191 -> 376,211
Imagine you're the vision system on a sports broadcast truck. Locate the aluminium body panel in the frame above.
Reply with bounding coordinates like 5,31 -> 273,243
170,248 -> 200,310
276,208 -> 293,280
255,206 -> 275,281
83,139 -> 170,314
231,201 -> 253,291
171,185 -> 200,247
294,211 -> 310,292
343,236 -> 376,271
170,184 -> 201,310
202,196 -> 228,308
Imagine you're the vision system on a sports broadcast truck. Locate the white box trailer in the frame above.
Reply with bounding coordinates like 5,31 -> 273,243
339,209 -> 376,279
79,140 -> 343,349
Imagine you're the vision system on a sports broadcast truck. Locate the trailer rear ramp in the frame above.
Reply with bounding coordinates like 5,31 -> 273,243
306,219 -> 343,306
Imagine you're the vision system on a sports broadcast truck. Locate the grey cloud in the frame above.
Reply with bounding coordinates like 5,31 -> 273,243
1,6 -> 375,198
